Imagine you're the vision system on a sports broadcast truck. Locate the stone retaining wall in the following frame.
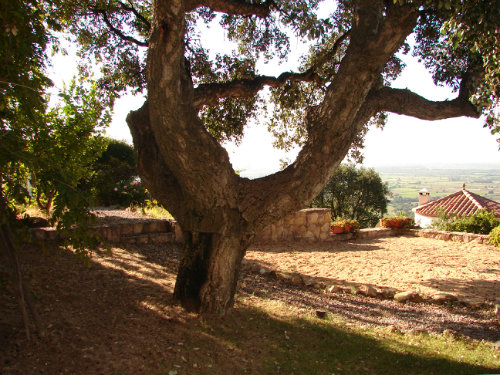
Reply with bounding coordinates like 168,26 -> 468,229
326,227 -> 491,244
30,218 -> 183,245
398,228 -> 490,245
255,208 -> 332,242
29,211 -> 493,246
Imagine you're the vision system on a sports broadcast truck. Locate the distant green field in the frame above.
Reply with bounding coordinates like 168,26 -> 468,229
375,166 -> 500,216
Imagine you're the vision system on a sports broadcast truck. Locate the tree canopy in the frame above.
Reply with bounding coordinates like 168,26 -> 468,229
311,164 -> 389,228
54,0 -> 500,144
1,1 -> 111,251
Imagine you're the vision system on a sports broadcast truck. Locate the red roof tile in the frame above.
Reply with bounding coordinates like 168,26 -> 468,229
414,188 -> 500,218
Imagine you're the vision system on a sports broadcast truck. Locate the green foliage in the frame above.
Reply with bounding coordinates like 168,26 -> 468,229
412,0 -> 500,139
108,180 -> 148,207
488,225 -> 500,247
432,208 -> 500,235
52,0 -> 150,101
140,199 -> 173,219
2,77 -> 111,255
0,0 -> 112,255
29,78 -> 110,212
89,138 -> 140,206
50,0 -> 500,149
0,0 -> 51,124
312,164 -> 390,228
97,138 -> 137,166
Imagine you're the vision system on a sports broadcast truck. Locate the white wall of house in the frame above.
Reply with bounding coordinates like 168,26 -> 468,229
414,213 -> 435,228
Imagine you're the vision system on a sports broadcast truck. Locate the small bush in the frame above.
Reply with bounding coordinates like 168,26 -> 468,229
433,209 -> 500,235
109,180 -> 149,207
489,225 -> 500,247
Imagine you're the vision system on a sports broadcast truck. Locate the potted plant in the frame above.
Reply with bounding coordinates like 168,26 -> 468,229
331,218 -> 359,234
345,219 -> 360,233
331,219 -> 346,234
380,215 -> 414,229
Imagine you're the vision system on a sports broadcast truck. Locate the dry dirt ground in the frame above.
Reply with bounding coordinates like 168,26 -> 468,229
1,231 -> 499,374
247,237 -> 500,304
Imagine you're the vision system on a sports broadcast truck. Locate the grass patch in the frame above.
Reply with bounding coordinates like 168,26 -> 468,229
140,204 -> 174,219
158,297 -> 500,375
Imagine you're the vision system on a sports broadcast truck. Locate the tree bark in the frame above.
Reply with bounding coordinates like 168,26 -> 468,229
174,230 -> 249,313
0,222 -> 31,340
0,196 -> 45,342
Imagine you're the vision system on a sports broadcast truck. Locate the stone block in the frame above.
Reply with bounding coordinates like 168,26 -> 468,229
291,274 -> 304,286
462,234 -> 472,243
141,222 -> 151,233
154,220 -> 170,232
438,233 -> 451,241
294,215 -> 306,226
431,292 -> 457,304
271,226 -> 283,240
303,231 -> 315,241
134,234 -> 149,244
110,229 -> 121,243
31,229 -> 46,241
321,212 -> 331,223
98,227 -> 109,242
319,232 -> 329,241
121,223 -> 135,235
46,229 -> 60,241
357,284 -> 378,297
394,290 -> 421,303
320,222 -> 330,233
307,212 -> 319,224
311,225 -> 321,239
460,297 -> 483,308
282,229 -> 292,241
133,222 -> 144,235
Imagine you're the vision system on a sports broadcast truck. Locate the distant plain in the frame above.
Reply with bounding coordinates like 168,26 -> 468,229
375,165 -> 500,216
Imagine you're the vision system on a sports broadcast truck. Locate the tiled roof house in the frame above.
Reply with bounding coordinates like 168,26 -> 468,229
413,184 -> 500,228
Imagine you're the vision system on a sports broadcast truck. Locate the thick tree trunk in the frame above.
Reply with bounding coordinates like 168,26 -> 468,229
173,230 -> 249,314
126,1 -> 423,315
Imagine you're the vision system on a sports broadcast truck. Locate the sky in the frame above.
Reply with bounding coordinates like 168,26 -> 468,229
48,5 -> 500,179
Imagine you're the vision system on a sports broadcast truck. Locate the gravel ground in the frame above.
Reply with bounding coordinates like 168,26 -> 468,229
91,207 -> 156,224
239,270 -> 500,342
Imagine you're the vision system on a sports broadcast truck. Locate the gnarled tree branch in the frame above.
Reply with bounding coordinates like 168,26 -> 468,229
193,31 -> 350,108
119,1 -> 151,30
193,70 -> 316,108
368,86 -> 480,120
185,0 -> 273,17
94,9 -> 148,47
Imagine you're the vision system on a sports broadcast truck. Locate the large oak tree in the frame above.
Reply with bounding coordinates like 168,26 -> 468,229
60,0 -> 500,313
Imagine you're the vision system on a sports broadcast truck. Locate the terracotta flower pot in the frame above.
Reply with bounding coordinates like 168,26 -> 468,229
331,225 -> 345,234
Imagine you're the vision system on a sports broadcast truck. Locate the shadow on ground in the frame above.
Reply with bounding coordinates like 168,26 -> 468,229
0,241 -> 498,374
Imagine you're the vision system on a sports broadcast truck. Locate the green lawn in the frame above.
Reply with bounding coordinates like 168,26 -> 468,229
165,297 -> 500,375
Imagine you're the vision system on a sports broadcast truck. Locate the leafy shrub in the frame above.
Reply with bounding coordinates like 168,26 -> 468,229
433,209 -> 500,235
312,164 -> 389,228
380,216 -> 414,229
109,180 -> 149,207
488,225 -> 500,247
87,139 -> 139,206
